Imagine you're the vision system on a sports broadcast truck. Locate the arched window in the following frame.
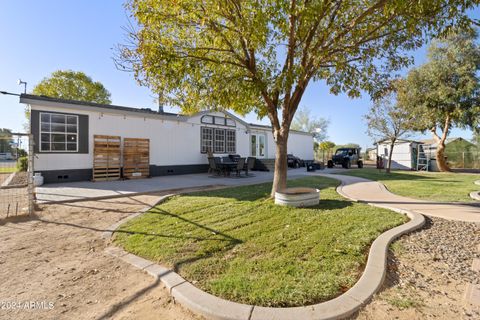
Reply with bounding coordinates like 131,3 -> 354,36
201,115 -> 235,127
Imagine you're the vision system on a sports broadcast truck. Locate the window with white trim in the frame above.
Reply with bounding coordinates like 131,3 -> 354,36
226,130 -> 236,153
201,127 -> 213,153
201,115 -> 236,127
40,112 -> 78,152
201,127 -> 236,154
214,128 -> 225,153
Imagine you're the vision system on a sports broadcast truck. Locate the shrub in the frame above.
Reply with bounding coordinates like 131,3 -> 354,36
17,156 -> 28,172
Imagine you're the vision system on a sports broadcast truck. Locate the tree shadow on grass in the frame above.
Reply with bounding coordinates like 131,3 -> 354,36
341,170 -> 438,182
144,207 -> 243,273
300,199 -> 353,211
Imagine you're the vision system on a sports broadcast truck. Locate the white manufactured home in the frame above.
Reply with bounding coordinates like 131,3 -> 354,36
20,94 -> 314,183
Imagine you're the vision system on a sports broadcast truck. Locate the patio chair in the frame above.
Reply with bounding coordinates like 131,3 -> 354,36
244,157 -> 256,176
234,158 -> 246,176
229,154 -> 241,162
208,157 -> 222,175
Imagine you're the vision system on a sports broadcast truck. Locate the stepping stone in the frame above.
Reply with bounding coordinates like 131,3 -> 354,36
472,259 -> 480,272
465,284 -> 480,306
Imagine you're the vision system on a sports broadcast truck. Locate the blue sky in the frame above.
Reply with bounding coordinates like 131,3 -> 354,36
0,1 -> 478,148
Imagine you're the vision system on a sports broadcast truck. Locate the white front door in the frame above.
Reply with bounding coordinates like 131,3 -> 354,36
251,134 -> 266,158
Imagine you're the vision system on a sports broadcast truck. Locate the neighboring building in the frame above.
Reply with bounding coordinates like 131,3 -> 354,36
375,139 -> 423,170
375,137 -> 478,171
366,147 -> 377,161
20,94 -> 314,183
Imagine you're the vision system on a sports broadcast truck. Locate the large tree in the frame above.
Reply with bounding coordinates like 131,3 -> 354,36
397,28 -> 480,171
118,0 -> 476,195
32,70 -> 112,104
365,89 -> 414,173
291,107 -> 329,141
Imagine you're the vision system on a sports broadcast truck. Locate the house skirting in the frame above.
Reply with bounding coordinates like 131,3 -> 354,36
37,164 -> 210,184
254,158 -> 275,171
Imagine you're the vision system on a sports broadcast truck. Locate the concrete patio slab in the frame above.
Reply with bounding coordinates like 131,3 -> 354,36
36,168 -> 324,203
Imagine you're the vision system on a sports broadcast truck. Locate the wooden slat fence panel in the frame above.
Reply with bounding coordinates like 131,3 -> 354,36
123,138 -> 150,179
93,135 -> 121,181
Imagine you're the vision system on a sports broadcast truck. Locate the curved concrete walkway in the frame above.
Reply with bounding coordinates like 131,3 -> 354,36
319,174 -> 480,223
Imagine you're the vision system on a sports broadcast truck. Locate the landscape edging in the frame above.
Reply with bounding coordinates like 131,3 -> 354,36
469,191 -> 480,201
104,177 -> 425,320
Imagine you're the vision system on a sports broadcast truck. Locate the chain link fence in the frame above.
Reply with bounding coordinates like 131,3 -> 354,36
0,134 -> 34,219
374,150 -> 480,171
444,151 -> 480,169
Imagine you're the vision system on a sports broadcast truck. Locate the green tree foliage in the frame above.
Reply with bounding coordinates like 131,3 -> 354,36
365,90 -> 415,173
318,141 -> 336,162
0,128 -> 13,153
118,0 -> 477,195
398,28 -> 480,171
32,70 -> 112,104
334,143 -> 360,152
291,107 -> 329,141
472,130 -> 480,147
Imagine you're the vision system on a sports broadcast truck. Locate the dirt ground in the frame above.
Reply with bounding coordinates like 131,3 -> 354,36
0,194 -> 202,320
1,194 -> 478,320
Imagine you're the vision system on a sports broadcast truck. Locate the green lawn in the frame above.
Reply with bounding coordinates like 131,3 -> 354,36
0,167 -> 16,173
114,176 -> 407,307
337,168 -> 479,202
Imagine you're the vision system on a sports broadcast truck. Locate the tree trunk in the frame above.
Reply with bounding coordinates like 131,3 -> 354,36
435,140 -> 451,172
386,141 -> 395,173
271,131 -> 288,197
431,117 -> 451,172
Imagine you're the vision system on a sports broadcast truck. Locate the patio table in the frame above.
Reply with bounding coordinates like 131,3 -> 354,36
217,161 -> 237,176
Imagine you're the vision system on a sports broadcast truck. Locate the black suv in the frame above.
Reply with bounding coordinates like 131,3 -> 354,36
287,154 -> 304,168
327,148 -> 363,169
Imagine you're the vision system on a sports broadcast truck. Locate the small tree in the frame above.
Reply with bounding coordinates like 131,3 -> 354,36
397,28 -> 480,171
32,70 -> 112,104
365,90 -> 414,173
318,141 -> 336,163
291,107 -> 329,141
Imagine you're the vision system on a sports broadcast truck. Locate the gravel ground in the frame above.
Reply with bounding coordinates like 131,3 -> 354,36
354,216 -> 480,319
8,171 -> 28,186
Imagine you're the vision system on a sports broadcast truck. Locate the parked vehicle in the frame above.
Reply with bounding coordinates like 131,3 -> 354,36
287,154 -> 304,168
0,152 -> 14,160
327,148 -> 363,169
